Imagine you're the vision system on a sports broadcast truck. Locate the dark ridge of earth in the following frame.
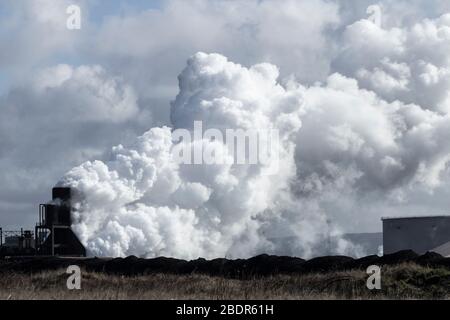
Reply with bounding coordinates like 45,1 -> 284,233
0,251 -> 449,278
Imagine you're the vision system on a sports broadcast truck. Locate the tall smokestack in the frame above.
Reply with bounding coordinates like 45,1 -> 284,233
35,187 -> 86,257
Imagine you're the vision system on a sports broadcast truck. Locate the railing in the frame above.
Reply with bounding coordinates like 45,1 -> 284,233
0,229 -> 35,250
0,229 -> 34,238
38,204 -> 46,226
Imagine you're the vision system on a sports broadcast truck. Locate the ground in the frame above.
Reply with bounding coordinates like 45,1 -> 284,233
0,263 -> 449,300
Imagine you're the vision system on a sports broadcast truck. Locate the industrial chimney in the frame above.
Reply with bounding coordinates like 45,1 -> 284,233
35,187 -> 86,257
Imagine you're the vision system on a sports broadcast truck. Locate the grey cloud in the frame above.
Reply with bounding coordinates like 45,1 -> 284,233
0,64 -> 150,228
2,0 -> 450,258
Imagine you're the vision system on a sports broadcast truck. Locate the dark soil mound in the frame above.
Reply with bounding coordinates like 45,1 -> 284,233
0,257 -> 83,273
344,255 -> 381,270
300,256 -> 354,273
378,250 -> 419,265
100,256 -> 187,275
415,251 -> 444,266
246,254 -> 306,275
1,251 -> 448,278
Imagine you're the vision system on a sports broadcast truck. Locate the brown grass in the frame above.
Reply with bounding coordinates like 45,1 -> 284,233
0,263 -> 448,300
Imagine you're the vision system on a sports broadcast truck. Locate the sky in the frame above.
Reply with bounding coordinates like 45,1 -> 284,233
1,0 -> 450,258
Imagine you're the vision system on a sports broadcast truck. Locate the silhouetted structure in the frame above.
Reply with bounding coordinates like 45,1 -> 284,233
35,187 -> 86,257
0,228 -> 35,256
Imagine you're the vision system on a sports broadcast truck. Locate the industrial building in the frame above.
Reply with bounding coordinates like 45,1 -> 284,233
382,215 -> 450,256
0,229 -> 35,256
2,187 -> 450,258
0,187 -> 86,257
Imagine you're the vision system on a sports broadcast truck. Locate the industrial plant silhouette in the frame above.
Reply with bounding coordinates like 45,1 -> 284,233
1,188 -> 450,259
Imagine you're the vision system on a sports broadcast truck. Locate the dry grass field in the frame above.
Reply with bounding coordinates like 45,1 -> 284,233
0,263 -> 449,300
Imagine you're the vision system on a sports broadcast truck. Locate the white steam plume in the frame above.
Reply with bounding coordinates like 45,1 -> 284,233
60,52 -> 314,259
59,47 -> 450,258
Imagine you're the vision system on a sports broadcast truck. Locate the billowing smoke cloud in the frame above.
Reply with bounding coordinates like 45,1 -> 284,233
59,51 -> 450,259
303,11 -> 450,229
3,1 -> 450,258
59,52 -> 312,259
0,62 -> 147,228
334,11 -> 450,113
